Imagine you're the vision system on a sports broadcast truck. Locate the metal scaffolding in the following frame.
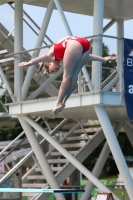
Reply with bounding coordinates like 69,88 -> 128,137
0,0 -> 133,200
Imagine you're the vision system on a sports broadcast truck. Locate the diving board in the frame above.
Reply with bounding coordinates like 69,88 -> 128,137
7,91 -> 127,120
0,188 -> 85,194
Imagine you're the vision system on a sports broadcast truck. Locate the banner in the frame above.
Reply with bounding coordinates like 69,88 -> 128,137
124,38 -> 133,119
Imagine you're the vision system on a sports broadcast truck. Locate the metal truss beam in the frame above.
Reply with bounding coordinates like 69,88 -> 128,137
14,0 -> 23,101
21,114 -> 119,200
80,121 -> 123,200
94,105 -> 133,199
22,0 -> 54,100
18,116 -> 65,200
0,118 -> 68,186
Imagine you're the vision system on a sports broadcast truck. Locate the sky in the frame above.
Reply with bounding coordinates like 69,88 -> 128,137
23,4 -> 133,43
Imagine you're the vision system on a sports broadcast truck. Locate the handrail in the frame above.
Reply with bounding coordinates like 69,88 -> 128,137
0,136 -> 27,162
0,117 -> 40,156
101,69 -> 117,88
4,34 -> 121,58
85,34 -> 122,40
0,132 -> 25,156
4,44 -> 52,58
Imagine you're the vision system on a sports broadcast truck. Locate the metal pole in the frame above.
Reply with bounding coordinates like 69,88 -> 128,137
94,105 -> 133,199
0,117 -> 40,156
103,19 -> 116,33
102,74 -> 119,91
0,136 -> 27,163
121,186 -> 125,200
116,20 -> 124,93
22,115 -> 119,200
18,116 -> 65,200
82,66 -> 94,91
0,99 -> 8,112
54,0 -> 72,35
0,132 -> 24,156
0,67 -> 16,102
26,67 -> 63,100
14,0 -> 23,101
22,0 -> 54,101
80,121 -> 123,200
5,45 -> 52,58
92,0 -> 104,91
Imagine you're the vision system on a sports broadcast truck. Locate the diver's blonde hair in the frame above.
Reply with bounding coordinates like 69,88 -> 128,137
35,62 -> 50,76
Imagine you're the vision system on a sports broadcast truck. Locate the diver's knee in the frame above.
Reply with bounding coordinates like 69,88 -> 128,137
63,73 -> 73,80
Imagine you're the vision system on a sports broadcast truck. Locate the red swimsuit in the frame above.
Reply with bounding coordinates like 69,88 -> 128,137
54,36 -> 90,61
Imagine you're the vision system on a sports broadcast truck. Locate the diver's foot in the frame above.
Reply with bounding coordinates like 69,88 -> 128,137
62,102 -> 66,107
52,104 -> 64,116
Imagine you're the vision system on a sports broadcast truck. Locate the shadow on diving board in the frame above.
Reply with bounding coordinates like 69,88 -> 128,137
0,188 -> 85,194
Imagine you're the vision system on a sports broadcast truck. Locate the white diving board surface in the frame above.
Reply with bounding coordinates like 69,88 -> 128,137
0,188 -> 85,194
7,91 -> 127,120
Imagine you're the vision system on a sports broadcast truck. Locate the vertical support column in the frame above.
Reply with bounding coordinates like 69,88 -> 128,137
116,20 -> 124,92
92,0 -> 104,91
80,121 -> 123,200
14,0 -> 23,101
18,116 -> 65,200
54,0 -> 72,35
94,105 -> 133,199
22,0 -> 54,100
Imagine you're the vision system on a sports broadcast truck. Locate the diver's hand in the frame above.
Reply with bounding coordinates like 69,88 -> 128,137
18,61 -> 32,68
104,56 -> 117,62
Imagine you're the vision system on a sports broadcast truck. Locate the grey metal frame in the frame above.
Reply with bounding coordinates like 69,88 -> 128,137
21,114 -> 119,200
1,0 -> 133,199
14,0 -> 23,102
80,121 -> 123,200
18,116 -> 65,200
94,105 -> 133,198
22,0 -> 55,101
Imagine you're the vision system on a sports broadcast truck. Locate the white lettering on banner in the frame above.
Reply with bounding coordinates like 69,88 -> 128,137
128,85 -> 133,94
127,58 -> 133,67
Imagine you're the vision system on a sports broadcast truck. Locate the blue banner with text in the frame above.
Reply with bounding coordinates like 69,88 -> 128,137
124,38 -> 133,119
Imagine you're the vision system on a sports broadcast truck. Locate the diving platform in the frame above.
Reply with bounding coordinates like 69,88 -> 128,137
8,91 -> 127,120
0,0 -> 133,21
